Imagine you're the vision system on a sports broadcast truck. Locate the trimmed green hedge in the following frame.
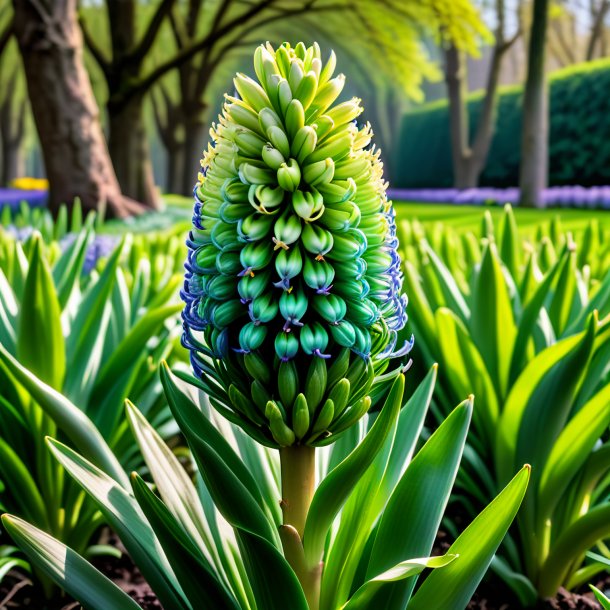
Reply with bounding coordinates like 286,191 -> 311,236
393,59 -> 610,188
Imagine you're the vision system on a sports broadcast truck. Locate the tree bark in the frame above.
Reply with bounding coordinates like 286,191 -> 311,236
0,68 -> 26,185
519,0 -> 550,209
12,0 -> 144,219
107,94 -> 158,208
444,0 -> 516,190
181,111 -> 207,196
586,0 -> 610,60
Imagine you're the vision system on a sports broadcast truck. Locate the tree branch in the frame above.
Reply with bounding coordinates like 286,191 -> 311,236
128,0 -> 177,64
124,0 -> 345,102
78,14 -> 111,75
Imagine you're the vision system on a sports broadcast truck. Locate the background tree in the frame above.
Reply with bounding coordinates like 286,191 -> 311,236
519,0 -> 551,207
11,0 -> 144,218
79,0 -> 345,207
444,0 -> 519,189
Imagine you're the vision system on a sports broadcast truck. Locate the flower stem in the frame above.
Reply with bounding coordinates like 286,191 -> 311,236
280,445 -> 320,609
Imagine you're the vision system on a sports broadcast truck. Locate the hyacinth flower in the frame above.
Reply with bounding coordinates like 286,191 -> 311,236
181,40 -> 412,601
183,40 -> 410,444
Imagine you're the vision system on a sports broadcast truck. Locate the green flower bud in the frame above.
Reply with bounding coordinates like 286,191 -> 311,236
302,223 -> 333,259
261,144 -> 285,171
248,184 -> 284,215
238,270 -> 270,302
239,241 -> 273,276
279,289 -> 308,330
277,158 -> 301,192
300,322 -> 330,358
275,331 -> 299,362
303,257 -> 335,294
273,212 -> 302,250
292,189 -> 324,221
238,321 -> 268,353
312,293 -> 346,325
274,247 -> 303,290
249,292 -> 278,324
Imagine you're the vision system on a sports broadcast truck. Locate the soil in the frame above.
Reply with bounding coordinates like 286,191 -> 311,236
0,531 -> 160,610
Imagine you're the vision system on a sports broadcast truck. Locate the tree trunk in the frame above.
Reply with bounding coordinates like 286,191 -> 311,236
108,95 -> 160,209
445,45 -> 473,189
11,0 -> 144,219
2,140 -> 24,185
0,71 -> 26,185
167,143 -> 185,195
181,114 -> 208,196
519,0 -> 550,209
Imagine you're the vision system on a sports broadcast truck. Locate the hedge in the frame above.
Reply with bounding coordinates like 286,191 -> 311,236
393,58 -> 610,188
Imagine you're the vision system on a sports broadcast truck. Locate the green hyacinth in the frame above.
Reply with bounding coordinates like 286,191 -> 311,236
182,42 -> 410,448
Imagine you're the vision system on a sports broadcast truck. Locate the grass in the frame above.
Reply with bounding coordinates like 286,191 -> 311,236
395,201 -> 610,238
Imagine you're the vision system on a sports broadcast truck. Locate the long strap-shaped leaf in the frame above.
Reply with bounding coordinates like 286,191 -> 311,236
539,503 -> 610,597
408,465 -> 530,610
0,344 -> 128,487
538,383 -> 610,523
17,233 -> 65,390
237,529 -> 309,610
341,555 -> 456,610
364,398 -> 472,609
162,363 -> 267,507
303,374 -> 404,567
2,515 -> 142,610
47,438 -> 190,610
495,314 -> 597,486
321,366 -> 438,610
162,364 -> 276,546
131,473 -> 240,610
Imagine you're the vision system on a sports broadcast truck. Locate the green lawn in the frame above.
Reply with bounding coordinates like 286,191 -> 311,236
394,201 -> 610,239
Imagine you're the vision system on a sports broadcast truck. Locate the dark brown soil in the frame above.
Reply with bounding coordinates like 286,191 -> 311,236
0,531 -> 160,610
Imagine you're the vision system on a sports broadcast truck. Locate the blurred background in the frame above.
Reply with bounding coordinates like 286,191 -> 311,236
0,0 -> 609,216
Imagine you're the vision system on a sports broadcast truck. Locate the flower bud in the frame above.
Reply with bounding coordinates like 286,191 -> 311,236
277,158 -> 301,192
300,322 -> 330,358
275,331 -> 299,362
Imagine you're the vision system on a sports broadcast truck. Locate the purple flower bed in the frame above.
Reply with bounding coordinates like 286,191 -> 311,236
0,189 -> 48,210
387,186 -> 610,208
59,233 -> 120,274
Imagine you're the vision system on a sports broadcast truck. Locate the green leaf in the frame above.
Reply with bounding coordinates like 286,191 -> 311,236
61,240 -> 129,406
408,465 -> 530,610
161,363 -> 269,509
303,374 -> 404,567
365,398 -> 472,609
125,399 -> 244,603
46,438 -> 189,610
421,240 -> 470,322
538,383 -> 610,523
89,304 -> 181,438
0,438 -> 49,528
508,251 -> 562,384
52,225 -> 93,309
342,555 -> 456,610
591,585 -> 610,609
539,503 -> 610,597
2,515 -> 142,610
131,474 -> 240,610
0,344 -> 128,487
469,241 -> 516,399
496,314 -> 597,486
237,529 -> 309,610
434,308 -> 499,441
17,234 -> 65,390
